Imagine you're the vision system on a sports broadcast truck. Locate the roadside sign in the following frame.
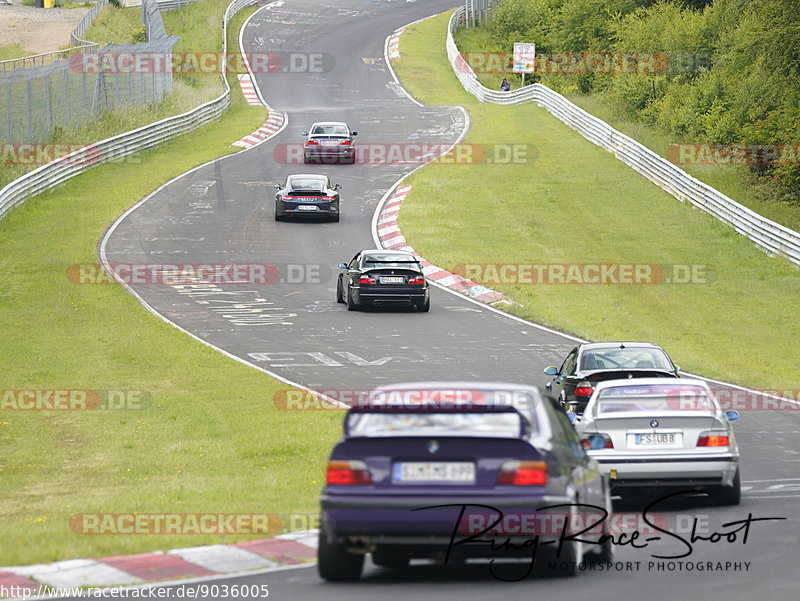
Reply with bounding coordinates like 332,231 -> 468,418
513,43 -> 536,74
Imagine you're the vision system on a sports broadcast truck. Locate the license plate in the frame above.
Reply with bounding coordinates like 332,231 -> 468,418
393,462 -> 475,483
631,433 -> 682,446
321,140 -> 339,146
297,205 -> 318,211
380,276 -> 404,284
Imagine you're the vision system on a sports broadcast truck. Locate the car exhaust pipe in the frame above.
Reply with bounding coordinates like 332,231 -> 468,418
345,535 -> 376,554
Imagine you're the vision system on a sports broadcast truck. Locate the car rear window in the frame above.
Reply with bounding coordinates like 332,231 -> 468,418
596,384 -> 714,414
289,178 -> 326,192
311,125 -> 348,136
346,411 -> 523,438
580,348 -> 673,371
362,253 -> 418,268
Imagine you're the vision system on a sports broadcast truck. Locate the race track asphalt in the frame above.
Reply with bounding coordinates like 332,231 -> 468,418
87,0 -> 800,599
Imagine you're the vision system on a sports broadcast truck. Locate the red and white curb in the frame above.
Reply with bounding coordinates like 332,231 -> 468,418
376,186 -> 505,304
0,533 -> 317,594
237,74 -> 262,106
232,110 -> 287,149
387,28 -> 403,59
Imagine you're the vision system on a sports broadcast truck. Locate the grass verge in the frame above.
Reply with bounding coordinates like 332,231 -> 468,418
0,44 -> 28,61
452,25 -> 800,233
0,5 -> 339,568
393,11 -> 800,392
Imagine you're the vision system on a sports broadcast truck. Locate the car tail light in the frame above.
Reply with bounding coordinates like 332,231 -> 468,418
574,382 -> 594,398
307,139 -> 319,145
407,276 -> 425,285
359,276 -> 376,284
321,196 -> 335,201
340,139 -> 352,145
580,433 -> 614,450
697,432 -> 729,447
280,196 -> 293,201
497,460 -> 548,486
326,460 -> 371,485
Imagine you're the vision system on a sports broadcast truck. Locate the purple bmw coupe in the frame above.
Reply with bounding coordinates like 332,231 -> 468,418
318,382 -> 613,581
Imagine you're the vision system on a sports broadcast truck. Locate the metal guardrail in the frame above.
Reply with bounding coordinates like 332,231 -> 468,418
123,0 -> 195,8
71,0 -> 108,49
447,8 -> 800,267
0,47 -> 97,71
0,0 -> 260,223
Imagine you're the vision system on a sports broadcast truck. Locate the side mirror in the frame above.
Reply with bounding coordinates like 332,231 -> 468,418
674,365 -> 681,372
338,263 -> 347,269
334,183 -> 341,190
273,184 -> 281,190
351,131 -> 358,136
725,410 -> 740,422
544,366 -> 559,376
566,412 -> 577,425
300,131 -> 308,136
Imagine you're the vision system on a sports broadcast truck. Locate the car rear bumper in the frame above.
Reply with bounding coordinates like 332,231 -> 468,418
276,202 -> 338,217
593,454 -> 739,488
354,288 -> 428,306
321,493 -> 578,546
304,147 -> 354,158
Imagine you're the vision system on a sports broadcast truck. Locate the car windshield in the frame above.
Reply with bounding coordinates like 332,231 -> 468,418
289,178 -> 326,191
580,347 -> 673,371
596,385 -> 714,414
347,411 -> 523,438
311,124 -> 348,136
362,253 -> 417,268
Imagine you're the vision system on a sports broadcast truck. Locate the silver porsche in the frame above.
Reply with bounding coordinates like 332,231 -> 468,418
573,378 -> 741,505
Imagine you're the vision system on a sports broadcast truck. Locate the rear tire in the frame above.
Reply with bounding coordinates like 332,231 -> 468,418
336,278 -> 345,304
331,213 -> 340,223
274,205 -> 284,222
346,286 -> 358,311
303,153 -> 311,164
416,296 -> 430,312
536,537 -> 579,578
317,529 -> 364,582
715,469 -> 741,506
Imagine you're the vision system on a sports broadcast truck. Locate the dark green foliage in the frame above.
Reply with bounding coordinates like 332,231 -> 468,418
482,0 -> 800,205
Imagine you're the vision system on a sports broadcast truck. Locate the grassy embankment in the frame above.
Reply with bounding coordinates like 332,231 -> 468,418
0,1 -> 339,567
393,11 -> 800,391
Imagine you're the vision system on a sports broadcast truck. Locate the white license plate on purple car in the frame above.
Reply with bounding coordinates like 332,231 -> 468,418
393,462 -> 475,483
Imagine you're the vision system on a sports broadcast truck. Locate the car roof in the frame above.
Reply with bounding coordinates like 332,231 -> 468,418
578,342 -> 664,351
309,121 -> 348,128
593,377 -> 708,392
359,249 -> 417,257
288,173 -> 326,181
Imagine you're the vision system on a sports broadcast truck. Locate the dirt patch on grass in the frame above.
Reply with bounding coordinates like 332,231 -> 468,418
0,5 -> 90,55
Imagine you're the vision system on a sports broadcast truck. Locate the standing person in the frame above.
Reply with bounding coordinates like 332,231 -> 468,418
500,78 -> 511,92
